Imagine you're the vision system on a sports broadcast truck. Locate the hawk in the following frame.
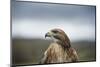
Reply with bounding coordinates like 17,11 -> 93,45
40,28 -> 78,64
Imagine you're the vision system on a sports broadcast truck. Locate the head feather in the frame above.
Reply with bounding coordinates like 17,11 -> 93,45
45,28 -> 71,49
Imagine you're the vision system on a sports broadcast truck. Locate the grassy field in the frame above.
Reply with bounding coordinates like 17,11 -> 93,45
12,38 -> 96,65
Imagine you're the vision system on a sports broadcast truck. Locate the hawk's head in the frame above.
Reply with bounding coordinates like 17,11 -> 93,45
45,28 -> 71,48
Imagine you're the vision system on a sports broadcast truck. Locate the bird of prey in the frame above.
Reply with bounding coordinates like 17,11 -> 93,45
40,28 -> 78,64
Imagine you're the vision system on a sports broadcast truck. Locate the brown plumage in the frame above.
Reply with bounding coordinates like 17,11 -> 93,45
40,28 -> 78,64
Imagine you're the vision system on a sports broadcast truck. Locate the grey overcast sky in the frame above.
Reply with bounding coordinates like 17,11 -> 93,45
12,1 -> 96,41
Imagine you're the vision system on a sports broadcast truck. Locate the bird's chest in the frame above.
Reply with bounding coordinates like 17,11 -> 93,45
47,43 -> 70,63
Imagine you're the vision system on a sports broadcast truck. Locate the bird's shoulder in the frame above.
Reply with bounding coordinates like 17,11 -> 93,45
67,47 -> 78,61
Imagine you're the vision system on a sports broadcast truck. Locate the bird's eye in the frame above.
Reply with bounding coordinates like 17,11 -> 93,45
52,30 -> 58,33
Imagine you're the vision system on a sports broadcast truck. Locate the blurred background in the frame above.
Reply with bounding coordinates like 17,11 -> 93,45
11,0 -> 96,65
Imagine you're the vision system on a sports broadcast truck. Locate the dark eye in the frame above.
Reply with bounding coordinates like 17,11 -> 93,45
52,30 -> 58,33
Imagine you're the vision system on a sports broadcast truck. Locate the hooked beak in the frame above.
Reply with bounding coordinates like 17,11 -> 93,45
45,32 -> 52,38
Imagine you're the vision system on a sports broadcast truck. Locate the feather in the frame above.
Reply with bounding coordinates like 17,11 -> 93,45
40,28 -> 78,64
